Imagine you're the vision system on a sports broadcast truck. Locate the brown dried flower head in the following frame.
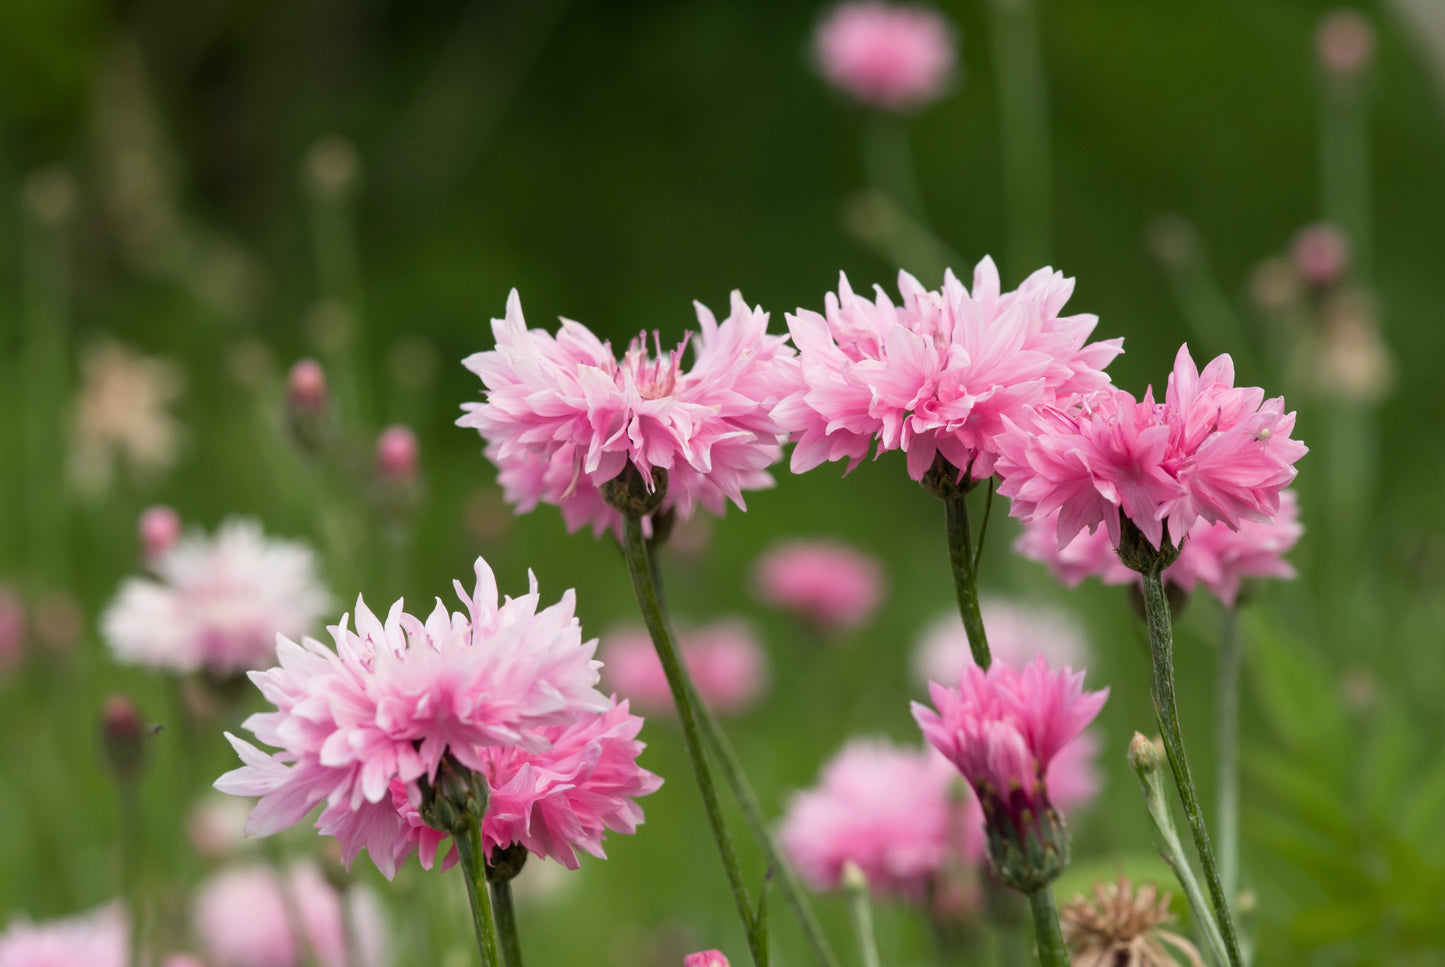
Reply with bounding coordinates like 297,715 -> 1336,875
1060,876 -> 1204,967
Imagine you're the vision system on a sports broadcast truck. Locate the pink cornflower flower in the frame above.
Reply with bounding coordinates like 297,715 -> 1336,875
912,597 -> 1090,687
459,290 -> 794,539
1013,509 -> 1135,589
774,258 -> 1122,486
996,345 -> 1306,554
684,951 -> 730,967
194,863 -> 389,967
913,657 -> 1107,889
392,694 -> 662,871
214,557 -> 608,878
778,738 -> 965,900
0,903 -> 127,967
751,539 -> 885,633
602,621 -> 768,716
101,518 -> 331,677
813,3 -> 956,112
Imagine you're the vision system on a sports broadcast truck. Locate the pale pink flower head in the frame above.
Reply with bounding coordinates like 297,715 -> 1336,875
913,597 -> 1090,688
778,738 -> 964,900
193,863 -> 389,967
752,539 -> 885,633
813,3 -> 956,112
392,694 -> 662,872
684,951 -> 730,967
1170,490 -> 1303,606
138,504 -> 182,564
602,621 -> 768,716
774,258 -> 1122,486
1013,510 -> 1135,589
69,340 -> 185,497
459,290 -> 795,540
102,518 -> 331,677
0,903 -> 127,967
214,556 -> 608,878
188,794 -> 259,859
996,345 -> 1307,555
913,657 -> 1107,889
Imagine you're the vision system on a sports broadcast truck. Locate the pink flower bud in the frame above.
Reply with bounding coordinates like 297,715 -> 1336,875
287,358 -> 328,412
1316,9 -> 1374,79
375,425 -> 419,481
101,694 -> 148,783
1289,222 -> 1351,288
684,951 -> 730,967
139,505 -> 182,562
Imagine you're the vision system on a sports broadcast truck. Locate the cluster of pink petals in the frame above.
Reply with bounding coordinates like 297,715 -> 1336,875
684,952 -> 730,967
913,657 -> 1107,842
0,903 -> 126,967
459,290 -> 794,539
773,259 -> 1122,485
102,518 -> 331,677
751,539 -> 886,633
602,621 -> 768,716
1016,491 -> 1303,606
912,598 -> 1090,688
996,345 -> 1307,551
779,738 -> 974,900
215,557 -> 613,878
194,863 -> 389,967
813,3 -> 956,112
392,695 -> 662,871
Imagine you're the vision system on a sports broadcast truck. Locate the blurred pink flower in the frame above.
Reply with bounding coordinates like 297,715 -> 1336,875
1289,223 -> 1351,288
813,2 -> 956,111
912,598 -> 1090,688
774,259 -> 1121,485
913,657 -> 1107,860
286,359 -> 327,412
194,863 -> 389,967
102,518 -> 331,677
162,956 -> 207,967
1316,8 -> 1375,78
996,345 -> 1306,551
1013,509 -> 1135,588
214,557 -> 608,878
603,621 -> 769,716
684,951 -> 730,967
393,695 -> 662,871
138,505 -> 182,565
69,340 -> 185,497
752,539 -> 885,633
0,584 -> 24,672
459,290 -> 794,539
0,903 -> 126,967
188,794 -> 259,859
375,425 -> 419,482
778,738 -> 965,899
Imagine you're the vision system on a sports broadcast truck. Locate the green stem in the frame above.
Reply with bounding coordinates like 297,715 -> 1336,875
455,818 -> 503,967
843,869 -> 881,967
490,879 -> 525,967
972,480 -> 995,574
988,0 -> 1052,271
944,494 -> 992,669
620,514 -> 760,965
1318,73 -> 1372,284
864,113 -> 925,219
119,783 -> 146,967
1025,888 -> 1069,967
1141,571 -> 1244,967
1217,607 -> 1241,907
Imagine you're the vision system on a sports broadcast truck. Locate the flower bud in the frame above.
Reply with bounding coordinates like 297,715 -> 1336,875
983,795 -> 1070,893
1289,222 -> 1351,289
286,358 -> 331,455
684,951 -> 730,967
139,505 -> 182,564
100,695 -> 149,784
486,842 -> 529,884
1128,732 -> 1163,781
417,753 -> 490,838
1316,9 -> 1374,79
375,425 -> 419,482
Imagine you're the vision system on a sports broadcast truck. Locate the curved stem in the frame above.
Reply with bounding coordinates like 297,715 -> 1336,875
455,818 -> 503,967
1141,571 -> 1243,967
945,494 -> 992,668
1217,607 -> 1241,907
1025,888 -> 1069,967
620,515 -> 760,965
490,879 -> 525,967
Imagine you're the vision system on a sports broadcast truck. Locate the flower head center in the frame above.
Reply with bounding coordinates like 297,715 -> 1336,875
621,331 -> 690,400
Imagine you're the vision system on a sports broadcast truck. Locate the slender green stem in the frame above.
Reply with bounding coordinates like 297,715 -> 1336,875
118,783 -> 146,967
1216,607 -> 1241,907
988,0 -> 1052,270
620,514 -> 760,965
864,113 -> 925,218
1141,571 -> 1243,967
972,480 -> 995,573
454,818 -> 503,967
945,494 -> 992,668
689,681 -> 841,967
843,867 -> 881,967
1025,888 -> 1069,967
490,879 -> 525,967
1318,73 -> 1372,284
1134,737 -> 1230,967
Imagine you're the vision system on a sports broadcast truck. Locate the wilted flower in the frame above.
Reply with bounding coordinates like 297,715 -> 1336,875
194,863 -> 389,967
996,345 -> 1306,555
1061,877 -> 1204,967
215,557 -> 610,878
774,259 -> 1121,487
603,621 -> 768,716
0,903 -> 127,967
813,2 -> 956,112
69,340 -> 185,496
751,539 -> 885,633
102,518 -> 331,677
459,290 -> 794,539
